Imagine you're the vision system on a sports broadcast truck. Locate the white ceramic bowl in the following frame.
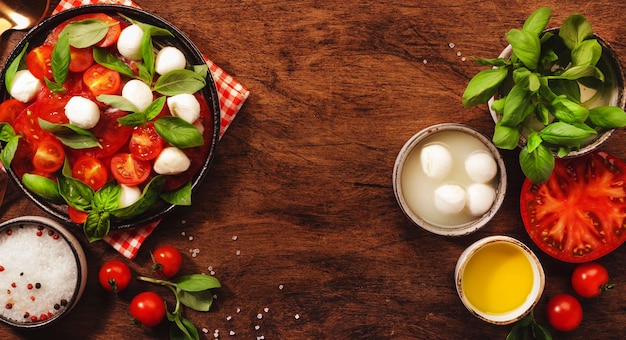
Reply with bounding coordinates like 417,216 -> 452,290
393,123 -> 507,236
455,236 -> 545,325
0,216 -> 87,328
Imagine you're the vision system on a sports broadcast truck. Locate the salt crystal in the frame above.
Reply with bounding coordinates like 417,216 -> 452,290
295,314 -> 300,319
236,308 -> 241,313
236,250 -> 241,256
422,59 -> 427,64
202,328 -> 209,333
456,51 -> 462,56
461,57 -> 466,62
257,313 -> 263,319
255,325 -> 260,330
226,315 -> 232,321
181,231 -> 186,236
208,266 -> 213,271
232,235 -> 238,241
229,331 -> 236,336
188,236 -> 194,241
264,307 -> 269,313
181,220 -> 187,224
279,284 -> 284,290
448,42 -> 455,48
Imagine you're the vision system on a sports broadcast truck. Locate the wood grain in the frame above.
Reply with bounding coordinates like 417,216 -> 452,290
1,0 -> 626,338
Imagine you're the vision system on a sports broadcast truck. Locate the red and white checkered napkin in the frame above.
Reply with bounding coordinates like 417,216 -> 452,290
53,0 -> 249,259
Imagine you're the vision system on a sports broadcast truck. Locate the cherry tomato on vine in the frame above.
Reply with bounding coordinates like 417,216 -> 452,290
129,291 -> 166,327
572,262 -> 613,298
151,245 -> 183,278
99,260 -> 131,294
546,294 -> 583,332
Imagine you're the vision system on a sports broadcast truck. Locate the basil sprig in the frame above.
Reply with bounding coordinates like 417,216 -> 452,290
462,7 -> 626,183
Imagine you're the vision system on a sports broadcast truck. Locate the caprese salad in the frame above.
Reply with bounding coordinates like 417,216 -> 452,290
0,12 -> 216,242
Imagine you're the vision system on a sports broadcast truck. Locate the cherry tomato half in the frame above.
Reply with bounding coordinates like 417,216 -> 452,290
0,99 -> 27,123
46,13 -> 122,48
32,138 -> 65,173
72,155 -> 108,190
110,153 -> 151,186
151,245 -> 183,278
99,260 -> 131,294
129,292 -> 166,327
571,262 -> 613,298
69,46 -> 94,73
83,64 -> 121,97
68,206 -> 88,224
129,124 -> 164,161
546,294 -> 583,332
26,45 -> 53,80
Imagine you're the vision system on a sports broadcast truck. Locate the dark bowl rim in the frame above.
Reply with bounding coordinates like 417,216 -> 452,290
0,4 -> 221,230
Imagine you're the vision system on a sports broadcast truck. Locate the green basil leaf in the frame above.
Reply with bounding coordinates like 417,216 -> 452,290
523,7 -> 551,35
539,121 -> 592,147
84,210 -> 110,242
193,64 -> 208,78
111,175 -> 166,218
63,19 -> 112,48
528,73 -> 540,92
177,289 -> 214,312
490,97 -> 506,114
540,48 -> 559,65
526,132 -> 543,153
144,96 -> 166,121
140,31 -> 155,79
532,322 -> 553,340
120,14 -> 174,38
501,84 -> 534,126
492,121 -> 519,150
519,144 -> 555,183
461,67 -> 508,107
537,103 -> 551,125
97,94 -> 140,112
38,118 -> 102,149
117,112 -> 147,127
550,97 -> 588,124
169,314 -> 199,340
160,181 -> 192,206
550,65 -> 604,82
512,67 -> 531,86
172,274 -> 221,292
588,106 -> 626,128
92,183 -> 121,211
559,14 -> 593,50
0,123 -> 17,143
58,175 -> 94,211
21,173 -> 63,202
51,32 -> 71,85
571,39 -> 602,67
0,134 -> 20,168
154,116 -> 204,148
44,78 -> 67,94
5,44 -> 28,92
136,63 -> 152,85
506,28 -> 541,69
153,69 -> 207,96
93,47 -> 136,78
549,79 -> 580,102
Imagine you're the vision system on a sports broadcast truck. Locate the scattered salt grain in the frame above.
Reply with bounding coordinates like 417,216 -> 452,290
232,235 -> 238,241
229,331 -> 236,336
255,325 -> 260,330
461,57 -> 466,62
278,284 -> 284,290
236,250 -> 241,256
181,220 -> 187,224
257,313 -> 263,319
188,236 -> 194,241
295,314 -> 300,320
181,231 -> 186,236
422,59 -> 427,64
448,42 -> 455,48
202,328 -> 209,334
226,315 -> 232,321
236,308 -> 241,313
264,307 -> 269,313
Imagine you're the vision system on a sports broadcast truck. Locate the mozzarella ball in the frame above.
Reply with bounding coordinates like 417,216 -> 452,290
155,46 -> 187,75
433,184 -> 467,215
122,79 -> 153,112
117,24 -> 144,60
466,183 -> 496,216
167,93 -> 201,124
420,143 -> 453,180
9,70 -> 42,103
465,151 -> 498,183
153,147 -> 191,175
64,96 -> 101,129
118,184 -> 142,208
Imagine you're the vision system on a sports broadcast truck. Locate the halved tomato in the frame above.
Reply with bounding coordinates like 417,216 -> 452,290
520,151 -> 626,263
32,138 -> 65,173
110,153 -> 151,186
26,45 -> 53,80
72,155 -> 108,190
129,124 -> 164,161
68,206 -> 88,224
0,99 -> 27,123
83,64 -> 121,97
69,46 -> 94,73
46,13 -> 122,48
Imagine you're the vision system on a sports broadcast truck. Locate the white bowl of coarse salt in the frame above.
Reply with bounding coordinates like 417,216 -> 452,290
0,216 -> 87,328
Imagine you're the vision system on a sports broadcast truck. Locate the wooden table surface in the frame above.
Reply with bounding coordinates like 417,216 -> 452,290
1,0 -> 626,339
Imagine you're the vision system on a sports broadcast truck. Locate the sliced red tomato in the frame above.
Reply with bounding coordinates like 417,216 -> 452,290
26,45 -> 53,80
46,13 -> 122,48
69,109 -> 132,159
12,106 -> 50,143
69,46 -> 94,73
32,138 -> 65,173
72,155 -> 108,190
68,206 -> 88,224
129,124 -> 164,161
83,64 -> 121,97
110,153 -> 151,186
0,99 -> 27,123
520,151 -> 626,263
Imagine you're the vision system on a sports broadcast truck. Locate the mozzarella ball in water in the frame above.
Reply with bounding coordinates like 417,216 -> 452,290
167,93 -> 201,124
433,184 -> 467,215
117,24 -> 144,60
64,96 -> 100,129
466,183 -> 496,216
465,151 -> 497,183
155,46 -> 187,75
10,70 -> 42,103
118,184 -> 142,208
153,147 -> 191,175
122,79 -> 153,112
420,143 -> 453,180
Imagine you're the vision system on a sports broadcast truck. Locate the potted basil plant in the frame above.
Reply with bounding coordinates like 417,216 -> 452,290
462,7 -> 626,183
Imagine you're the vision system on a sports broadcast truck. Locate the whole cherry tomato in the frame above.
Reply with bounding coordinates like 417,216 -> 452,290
99,260 -> 131,293
546,294 -> 583,332
151,245 -> 183,278
129,292 -> 166,327
571,262 -> 613,298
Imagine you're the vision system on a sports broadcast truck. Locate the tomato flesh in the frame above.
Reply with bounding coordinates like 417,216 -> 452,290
32,138 -> 65,173
520,151 -> 626,263
129,124 -> 164,161
26,45 -> 53,80
72,155 -> 108,190
0,99 -> 27,123
111,153 -> 151,186
83,64 -> 121,97
69,46 -> 94,73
